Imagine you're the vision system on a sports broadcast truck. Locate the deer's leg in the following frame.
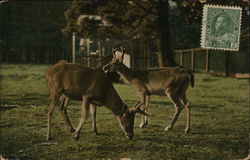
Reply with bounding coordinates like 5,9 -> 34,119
165,91 -> 183,131
74,97 -> 90,139
90,103 -> 98,135
59,96 -> 75,133
47,93 -> 60,141
139,92 -> 147,128
144,95 -> 150,126
179,93 -> 191,133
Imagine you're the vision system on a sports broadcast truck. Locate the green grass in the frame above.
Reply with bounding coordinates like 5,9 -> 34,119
0,64 -> 249,160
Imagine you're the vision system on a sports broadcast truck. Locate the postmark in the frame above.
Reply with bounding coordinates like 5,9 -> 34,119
201,5 -> 242,51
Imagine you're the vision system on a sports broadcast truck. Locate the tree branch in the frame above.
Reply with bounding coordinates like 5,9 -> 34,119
133,1 -> 157,15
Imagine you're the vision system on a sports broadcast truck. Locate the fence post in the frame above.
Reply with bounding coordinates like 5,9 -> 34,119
157,52 -> 164,67
72,32 -> 76,63
205,49 -> 209,72
191,49 -> 195,71
225,52 -> 229,76
180,51 -> 183,66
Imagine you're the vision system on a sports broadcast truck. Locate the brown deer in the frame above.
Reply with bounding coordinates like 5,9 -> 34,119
45,61 -> 148,141
103,47 -> 194,133
96,54 -> 120,83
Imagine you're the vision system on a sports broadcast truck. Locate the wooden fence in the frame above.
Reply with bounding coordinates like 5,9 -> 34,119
174,48 -> 249,78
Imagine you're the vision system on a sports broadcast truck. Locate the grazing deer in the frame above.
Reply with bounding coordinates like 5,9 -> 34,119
103,47 -> 194,133
45,61 -> 148,141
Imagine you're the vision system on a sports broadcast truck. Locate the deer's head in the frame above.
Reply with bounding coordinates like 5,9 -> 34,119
103,46 -> 125,73
118,102 -> 148,140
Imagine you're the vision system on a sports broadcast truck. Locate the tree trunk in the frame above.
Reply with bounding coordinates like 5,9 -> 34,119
156,0 -> 177,67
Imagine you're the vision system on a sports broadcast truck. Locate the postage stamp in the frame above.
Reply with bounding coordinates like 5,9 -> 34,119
201,5 -> 242,51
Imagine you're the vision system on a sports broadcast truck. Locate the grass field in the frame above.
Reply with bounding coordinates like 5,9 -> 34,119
0,64 -> 249,160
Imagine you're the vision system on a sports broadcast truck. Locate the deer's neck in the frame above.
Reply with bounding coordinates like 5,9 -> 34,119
105,87 -> 125,116
117,64 -> 135,83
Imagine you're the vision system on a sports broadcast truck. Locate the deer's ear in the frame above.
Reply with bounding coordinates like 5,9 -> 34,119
120,46 -> 125,61
112,48 -> 116,58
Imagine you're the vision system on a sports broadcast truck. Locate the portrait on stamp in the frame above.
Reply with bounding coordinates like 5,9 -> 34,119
201,5 -> 242,51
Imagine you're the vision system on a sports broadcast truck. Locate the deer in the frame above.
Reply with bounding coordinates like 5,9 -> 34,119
103,46 -> 194,133
96,54 -> 120,83
45,61 -> 148,141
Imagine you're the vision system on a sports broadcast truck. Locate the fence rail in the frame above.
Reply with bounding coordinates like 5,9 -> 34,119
174,48 -> 249,78
79,46 -> 249,79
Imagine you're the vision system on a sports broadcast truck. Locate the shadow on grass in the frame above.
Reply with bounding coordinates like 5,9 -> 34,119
0,105 -> 17,111
124,99 -> 172,106
150,100 -> 172,106
201,78 -> 219,82
191,103 -> 220,111
2,94 -> 49,106
190,128 -> 238,135
196,85 -> 212,88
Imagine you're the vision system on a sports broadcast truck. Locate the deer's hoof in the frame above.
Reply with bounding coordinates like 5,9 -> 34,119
46,136 -> 52,141
94,132 -> 99,136
73,132 -> 80,140
74,135 -> 79,140
164,126 -> 172,131
139,122 -> 148,128
68,128 -> 75,133
185,128 -> 190,134
93,131 -> 99,135
139,124 -> 145,128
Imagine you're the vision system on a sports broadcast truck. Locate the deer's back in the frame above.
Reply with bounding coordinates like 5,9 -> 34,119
132,67 -> 189,82
46,62 -> 113,102
129,67 -> 192,95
